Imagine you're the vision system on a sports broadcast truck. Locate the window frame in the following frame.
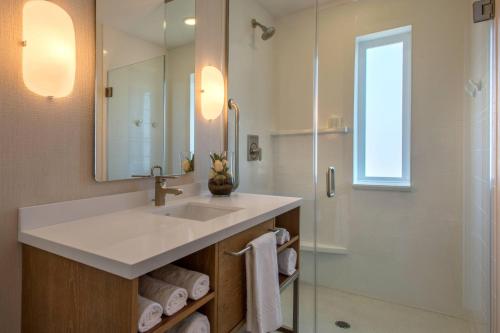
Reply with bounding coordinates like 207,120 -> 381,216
353,26 -> 412,190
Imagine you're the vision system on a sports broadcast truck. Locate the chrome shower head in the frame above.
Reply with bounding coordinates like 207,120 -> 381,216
251,19 -> 275,40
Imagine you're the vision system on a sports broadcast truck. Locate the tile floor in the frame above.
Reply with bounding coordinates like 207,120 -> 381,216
279,282 -> 472,333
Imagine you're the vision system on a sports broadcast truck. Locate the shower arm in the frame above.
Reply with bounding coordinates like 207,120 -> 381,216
228,99 -> 240,191
252,19 -> 265,30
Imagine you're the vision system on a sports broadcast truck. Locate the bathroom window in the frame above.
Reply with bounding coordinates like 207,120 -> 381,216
353,26 -> 412,189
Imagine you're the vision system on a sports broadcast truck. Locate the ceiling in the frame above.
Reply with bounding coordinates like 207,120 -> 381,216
97,0 -> 195,49
164,0 -> 196,49
96,0 -> 355,48
255,0 -> 356,18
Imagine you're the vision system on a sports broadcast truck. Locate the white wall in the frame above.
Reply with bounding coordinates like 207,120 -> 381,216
101,28 -> 196,178
228,0 -> 277,194
106,56 -> 165,179
166,43 -> 195,174
271,6 -> 318,246
462,3 -> 493,331
97,25 -> 167,180
272,0 -> 475,317
102,25 -> 165,71
194,0 -> 227,186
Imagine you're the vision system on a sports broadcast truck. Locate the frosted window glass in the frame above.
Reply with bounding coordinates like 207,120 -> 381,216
365,42 -> 404,178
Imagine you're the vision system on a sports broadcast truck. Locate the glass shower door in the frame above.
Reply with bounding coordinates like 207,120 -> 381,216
315,1 -> 493,332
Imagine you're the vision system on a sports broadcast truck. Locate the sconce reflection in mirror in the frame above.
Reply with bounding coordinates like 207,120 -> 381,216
201,66 -> 224,121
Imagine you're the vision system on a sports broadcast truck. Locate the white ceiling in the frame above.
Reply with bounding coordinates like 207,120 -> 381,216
164,0 -> 196,49
255,0 -> 316,17
255,0 -> 356,18
97,0 -> 195,49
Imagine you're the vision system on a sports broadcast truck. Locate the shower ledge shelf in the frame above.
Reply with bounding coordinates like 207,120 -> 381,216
271,127 -> 352,137
301,240 -> 348,254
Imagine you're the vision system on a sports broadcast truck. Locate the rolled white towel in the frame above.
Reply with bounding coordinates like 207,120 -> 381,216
275,228 -> 290,246
138,296 -> 163,333
278,248 -> 297,276
168,312 -> 210,333
151,265 -> 210,300
139,275 -> 188,316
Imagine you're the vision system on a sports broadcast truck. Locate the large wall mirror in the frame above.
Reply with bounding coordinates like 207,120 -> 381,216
95,0 -> 196,182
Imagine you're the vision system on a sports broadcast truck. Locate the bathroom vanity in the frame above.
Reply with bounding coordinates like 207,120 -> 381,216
19,189 -> 301,333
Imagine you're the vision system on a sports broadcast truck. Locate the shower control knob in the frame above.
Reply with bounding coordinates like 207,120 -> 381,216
249,144 -> 262,161
247,134 -> 262,161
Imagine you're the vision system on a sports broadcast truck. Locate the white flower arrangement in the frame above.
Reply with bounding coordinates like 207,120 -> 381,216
181,154 -> 194,173
209,153 -> 231,181
208,152 -> 233,195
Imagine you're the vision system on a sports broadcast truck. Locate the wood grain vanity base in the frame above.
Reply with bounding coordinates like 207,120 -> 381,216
21,207 -> 300,333
22,245 -> 138,333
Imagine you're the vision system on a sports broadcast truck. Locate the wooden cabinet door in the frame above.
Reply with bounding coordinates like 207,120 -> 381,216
216,220 -> 274,333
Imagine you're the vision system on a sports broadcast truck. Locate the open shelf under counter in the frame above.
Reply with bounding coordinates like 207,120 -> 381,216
277,235 -> 299,254
144,291 -> 216,333
279,270 -> 299,291
20,193 -> 302,333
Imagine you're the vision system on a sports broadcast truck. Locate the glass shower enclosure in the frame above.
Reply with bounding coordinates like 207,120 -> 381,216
227,0 -> 494,332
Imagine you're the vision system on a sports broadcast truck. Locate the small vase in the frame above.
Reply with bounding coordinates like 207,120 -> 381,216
180,152 -> 194,174
208,152 -> 234,196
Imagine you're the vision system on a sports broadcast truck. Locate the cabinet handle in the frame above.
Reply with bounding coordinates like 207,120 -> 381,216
327,167 -> 335,198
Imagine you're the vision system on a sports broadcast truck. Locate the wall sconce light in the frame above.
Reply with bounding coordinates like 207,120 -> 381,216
22,0 -> 76,98
201,66 -> 225,121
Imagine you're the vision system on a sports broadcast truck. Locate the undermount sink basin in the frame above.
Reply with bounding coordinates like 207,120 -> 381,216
161,202 -> 243,222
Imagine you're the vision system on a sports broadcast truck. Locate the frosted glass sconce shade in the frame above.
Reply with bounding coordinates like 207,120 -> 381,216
201,66 -> 224,120
23,1 -> 76,98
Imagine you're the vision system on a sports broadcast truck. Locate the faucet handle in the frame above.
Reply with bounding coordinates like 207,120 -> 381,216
155,175 -> 182,187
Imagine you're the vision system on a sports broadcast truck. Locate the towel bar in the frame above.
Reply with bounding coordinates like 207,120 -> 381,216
224,229 -> 281,256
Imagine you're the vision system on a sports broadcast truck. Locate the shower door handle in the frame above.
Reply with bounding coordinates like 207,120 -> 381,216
327,167 -> 335,198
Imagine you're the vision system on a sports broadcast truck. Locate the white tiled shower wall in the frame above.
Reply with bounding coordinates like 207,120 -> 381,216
462,3 -> 492,331
228,0 -> 277,195
273,0 -> 472,318
101,26 -> 166,179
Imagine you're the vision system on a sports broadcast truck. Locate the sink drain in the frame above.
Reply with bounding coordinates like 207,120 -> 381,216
335,321 -> 351,329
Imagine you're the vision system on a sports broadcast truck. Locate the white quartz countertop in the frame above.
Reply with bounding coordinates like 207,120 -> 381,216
19,191 -> 301,279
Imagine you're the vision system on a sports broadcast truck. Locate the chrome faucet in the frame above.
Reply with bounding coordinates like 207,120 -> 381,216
155,176 -> 183,206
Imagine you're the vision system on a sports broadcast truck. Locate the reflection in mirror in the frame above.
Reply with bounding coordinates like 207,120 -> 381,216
95,0 -> 195,182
